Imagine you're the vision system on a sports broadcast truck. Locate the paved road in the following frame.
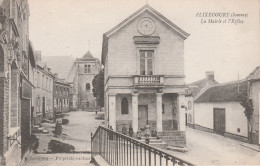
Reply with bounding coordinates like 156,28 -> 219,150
166,127 -> 260,165
62,111 -> 104,151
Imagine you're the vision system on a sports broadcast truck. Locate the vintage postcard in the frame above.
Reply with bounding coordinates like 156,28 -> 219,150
0,0 -> 259,165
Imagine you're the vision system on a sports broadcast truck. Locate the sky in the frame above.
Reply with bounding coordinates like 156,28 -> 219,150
28,0 -> 260,83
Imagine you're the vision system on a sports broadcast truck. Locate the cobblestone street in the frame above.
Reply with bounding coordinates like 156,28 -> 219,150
166,128 -> 260,165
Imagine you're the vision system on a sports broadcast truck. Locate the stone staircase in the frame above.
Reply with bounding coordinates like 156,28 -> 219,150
138,137 -> 167,149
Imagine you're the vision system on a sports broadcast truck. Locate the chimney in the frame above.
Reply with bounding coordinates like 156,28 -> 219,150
205,71 -> 215,81
54,73 -> 58,81
35,51 -> 42,62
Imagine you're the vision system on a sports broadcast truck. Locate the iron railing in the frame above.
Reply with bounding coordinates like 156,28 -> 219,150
91,126 -> 193,166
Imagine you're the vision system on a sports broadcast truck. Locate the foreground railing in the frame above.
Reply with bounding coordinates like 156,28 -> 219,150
91,126 -> 193,166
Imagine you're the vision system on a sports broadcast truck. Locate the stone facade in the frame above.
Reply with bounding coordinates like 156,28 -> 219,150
0,0 -> 34,165
66,51 -> 101,111
32,62 -> 54,124
102,5 -> 189,139
53,77 -> 70,116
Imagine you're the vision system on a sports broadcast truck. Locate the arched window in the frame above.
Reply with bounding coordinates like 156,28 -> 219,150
121,97 -> 128,114
86,83 -> 90,91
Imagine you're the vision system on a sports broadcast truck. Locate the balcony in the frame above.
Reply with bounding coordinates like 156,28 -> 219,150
133,75 -> 164,88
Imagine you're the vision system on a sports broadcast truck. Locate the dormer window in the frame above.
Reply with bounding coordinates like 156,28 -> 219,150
140,50 -> 153,75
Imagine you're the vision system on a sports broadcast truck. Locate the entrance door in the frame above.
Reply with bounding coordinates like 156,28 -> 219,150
138,105 -> 148,129
21,99 -> 31,157
42,97 -> 45,118
213,108 -> 226,135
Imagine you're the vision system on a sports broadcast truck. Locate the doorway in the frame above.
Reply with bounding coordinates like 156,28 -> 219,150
138,105 -> 148,129
21,99 -> 31,157
213,108 -> 226,135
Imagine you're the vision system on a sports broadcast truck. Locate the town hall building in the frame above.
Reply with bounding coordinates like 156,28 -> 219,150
102,4 -> 190,140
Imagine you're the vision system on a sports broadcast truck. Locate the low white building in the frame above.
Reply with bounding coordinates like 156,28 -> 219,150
194,80 -> 248,142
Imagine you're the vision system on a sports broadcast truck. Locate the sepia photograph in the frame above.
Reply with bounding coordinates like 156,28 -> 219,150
0,0 -> 259,165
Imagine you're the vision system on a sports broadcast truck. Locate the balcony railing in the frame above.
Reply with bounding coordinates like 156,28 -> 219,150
91,126 -> 193,166
134,75 -> 164,88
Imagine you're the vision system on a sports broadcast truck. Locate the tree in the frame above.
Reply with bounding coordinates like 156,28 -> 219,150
92,69 -> 104,107
240,98 -> 254,143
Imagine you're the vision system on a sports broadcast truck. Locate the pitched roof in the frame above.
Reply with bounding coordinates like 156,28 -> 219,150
101,4 -> 190,65
195,80 -> 247,103
246,66 -> 260,80
82,51 -> 95,59
41,56 -> 75,79
66,62 -> 78,83
187,79 -> 219,98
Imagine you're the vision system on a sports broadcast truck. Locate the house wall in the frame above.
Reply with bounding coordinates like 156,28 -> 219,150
194,102 -> 248,139
53,82 -> 70,115
250,80 -> 260,144
33,68 -> 54,124
105,11 -> 185,89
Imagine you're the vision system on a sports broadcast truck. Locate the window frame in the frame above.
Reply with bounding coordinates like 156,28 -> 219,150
136,46 -> 157,76
86,83 -> 90,91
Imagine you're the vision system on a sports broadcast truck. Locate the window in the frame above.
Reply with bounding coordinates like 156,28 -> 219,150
84,64 -> 91,73
37,72 -> 40,88
188,101 -> 192,110
140,50 -> 153,75
46,78 -> 48,90
88,65 -> 91,73
121,97 -> 129,114
36,96 -> 41,113
162,104 -> 165,114
86,83 -> 90,91
188,114 -> 192,123
42,75 -> 44,89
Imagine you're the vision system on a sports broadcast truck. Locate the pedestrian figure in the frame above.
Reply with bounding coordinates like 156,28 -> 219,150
95,110 -> 97,114
129,125 -> 133,137
55,116 -> 62,136
122,124 -> 127,135
145,122 -> 150,144
136,128 -> 141,140
151,127 -> 157,137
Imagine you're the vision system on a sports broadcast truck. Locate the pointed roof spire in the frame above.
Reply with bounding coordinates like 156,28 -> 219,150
82,51 -> 94,59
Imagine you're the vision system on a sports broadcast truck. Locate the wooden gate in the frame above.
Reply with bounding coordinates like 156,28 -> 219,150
213,108 -> 226,135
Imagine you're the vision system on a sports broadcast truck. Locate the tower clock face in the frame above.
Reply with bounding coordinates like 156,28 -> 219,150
137,18 -> 156,36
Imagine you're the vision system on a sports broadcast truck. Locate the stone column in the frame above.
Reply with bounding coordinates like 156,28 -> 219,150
108,93 -> 116,130
178,94 -> 186,131
156,93 -> 163,132
132,93 -> 139,133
